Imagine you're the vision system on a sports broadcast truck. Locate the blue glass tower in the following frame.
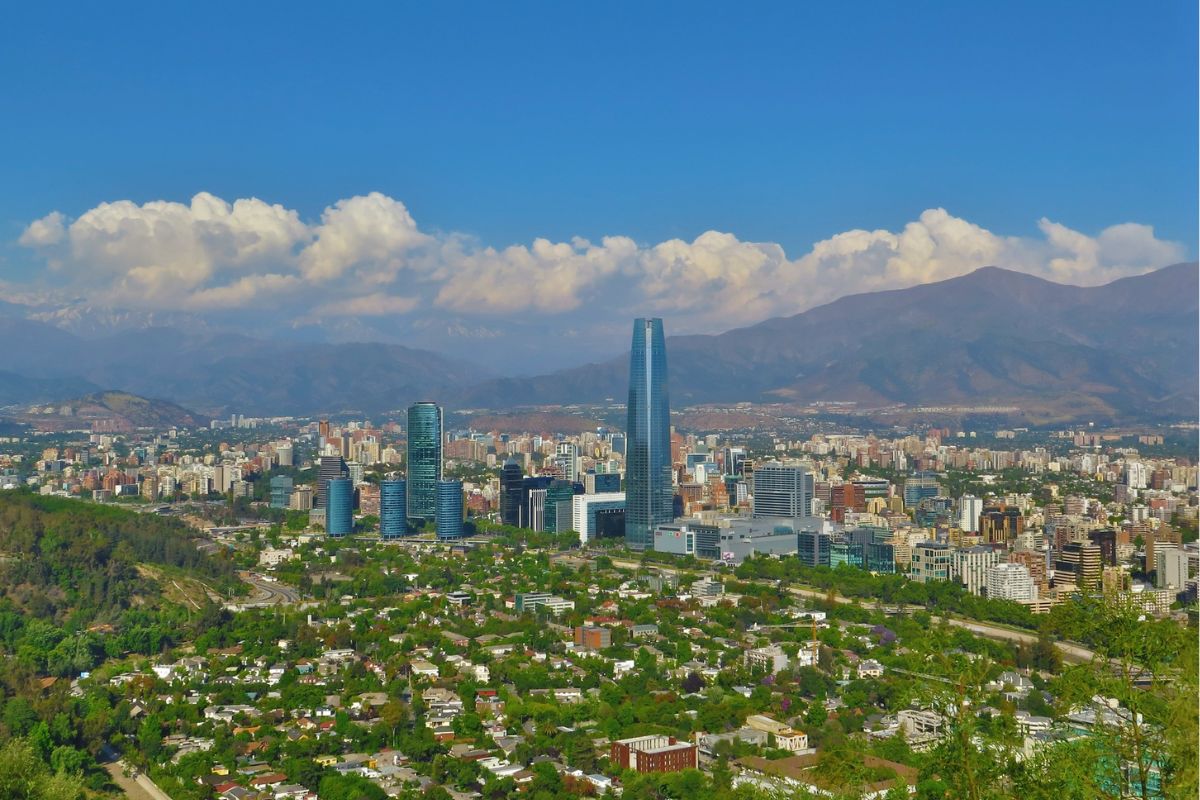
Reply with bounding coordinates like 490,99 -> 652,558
625,318 -> 672,549
326,477 -> 353,537
407,402 -> 443,522
379,478 -> 406,539
436,479 -> 464,540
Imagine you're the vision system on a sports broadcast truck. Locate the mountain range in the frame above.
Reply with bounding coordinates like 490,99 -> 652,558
0,263 -> 1194,424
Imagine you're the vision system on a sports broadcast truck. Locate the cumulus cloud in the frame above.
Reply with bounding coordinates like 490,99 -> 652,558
17,192 -> 1187,333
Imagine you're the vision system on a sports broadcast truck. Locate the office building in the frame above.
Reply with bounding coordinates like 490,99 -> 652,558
407,402 -> 443,521
912,542 -> 952,583
1087,528 -> 1117,566
315,454 -> 347,509
987,562 -> 1037,602
584,470 -> 621,495
380,478 -> 406,539
1056,542 -> 1102,591
798,530 -> 832,568
325,477 -> 353,537
981,506 -> 1024,544
500,458 -> 524,527
625,318 -> 672,549
435,479 -> 464,540
572,493 -> 626,543
752,463 -> 813,518
269,475 -> 293,509
555,442 -> 580,482
543,480 -> 576,534
904,471 -> 941,509
573,625 -> 612,650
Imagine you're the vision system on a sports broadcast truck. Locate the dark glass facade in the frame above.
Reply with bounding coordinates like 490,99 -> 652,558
316,454 -> 348,508
407,402 -> 443,521
326,477 -> 353,537
380,478 -> 406,539
436,479 -> 464,540
500,458 -> 524,527
625,318 -> 672,549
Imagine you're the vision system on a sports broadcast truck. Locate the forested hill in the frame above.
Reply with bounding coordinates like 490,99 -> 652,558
0,491 -> 239,626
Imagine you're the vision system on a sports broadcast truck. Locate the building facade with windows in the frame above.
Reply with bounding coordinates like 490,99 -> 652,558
625,318 -> 672,549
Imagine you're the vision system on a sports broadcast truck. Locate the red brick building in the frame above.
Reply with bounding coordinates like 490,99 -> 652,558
611,735 -> 697,773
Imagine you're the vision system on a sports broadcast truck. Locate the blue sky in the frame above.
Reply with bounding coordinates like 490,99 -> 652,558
0,2 -> 1195,366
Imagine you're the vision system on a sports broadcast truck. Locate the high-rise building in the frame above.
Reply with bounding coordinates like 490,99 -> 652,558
436,479 -> 464,540
625,318 -> 672,549
751,463 -> 813,518
380,478 -> 406,539
988,562 -> 1037,602
326,477 -> 353,537
1056,542 -> 1102,591
959,494 -> 983,533
904,471 -> 941,509
952,545 -> 1001,596
544,480 -> 576,534
555,442 -> 581,483
270,475 -> 293,509
407,402 -> 443,521
980,506 -> 1023,544
316,455 -> 348,509
500,458 -> 525,527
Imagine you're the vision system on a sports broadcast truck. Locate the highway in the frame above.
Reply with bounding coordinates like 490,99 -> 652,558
230,571 -> 301,608
561,552 -> 1101,664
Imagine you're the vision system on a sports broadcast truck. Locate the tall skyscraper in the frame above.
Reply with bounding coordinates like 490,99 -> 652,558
625,318 -> 672,549
407,402 -> 443,522
436,479 -> 464,540
316,454 -> 348,509
326,477 -> 353,537
380,478 -> 406,539
500,458 -> 524,527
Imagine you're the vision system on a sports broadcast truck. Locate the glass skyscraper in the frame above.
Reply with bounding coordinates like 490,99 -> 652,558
500,458 -> 524,527
436,479 -> 464,540
406,402 -> 443,522
379,478 -> 406,539
625,318 -> 672,549
326,477 -> 353,537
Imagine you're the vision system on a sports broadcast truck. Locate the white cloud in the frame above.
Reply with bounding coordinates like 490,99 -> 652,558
17,211 -> 66,247
316,294 -> 420,316
17,193 -> 1187,332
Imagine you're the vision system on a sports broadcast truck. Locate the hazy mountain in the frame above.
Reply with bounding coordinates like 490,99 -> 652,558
2,391 -> 207,430
465,263 -> 1199,421
0,264 -> 1192,421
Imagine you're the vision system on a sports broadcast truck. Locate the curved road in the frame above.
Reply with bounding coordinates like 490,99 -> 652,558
235,571 -> 301,606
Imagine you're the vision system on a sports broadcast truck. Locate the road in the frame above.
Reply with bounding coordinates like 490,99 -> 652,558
230,571 -> 301,607
101,747 -> 174,800
566,552 -> 1101,664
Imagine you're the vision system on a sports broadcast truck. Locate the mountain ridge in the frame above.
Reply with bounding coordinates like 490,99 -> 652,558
0,263 -> 1193,422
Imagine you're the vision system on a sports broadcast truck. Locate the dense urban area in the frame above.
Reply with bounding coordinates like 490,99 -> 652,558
0,321 -> 1193,800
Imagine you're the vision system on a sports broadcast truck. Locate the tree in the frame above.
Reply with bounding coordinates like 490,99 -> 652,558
0,739 -> 85,800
